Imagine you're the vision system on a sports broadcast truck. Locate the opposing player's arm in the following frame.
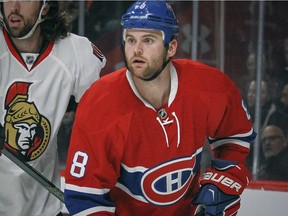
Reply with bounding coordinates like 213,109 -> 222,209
72,36 -> 106,102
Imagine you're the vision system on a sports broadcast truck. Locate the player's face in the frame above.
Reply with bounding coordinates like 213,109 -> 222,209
124,29 -> 169,80
3,0 -> 42,38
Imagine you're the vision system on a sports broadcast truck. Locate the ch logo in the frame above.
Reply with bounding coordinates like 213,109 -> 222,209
141,154 -> 198,206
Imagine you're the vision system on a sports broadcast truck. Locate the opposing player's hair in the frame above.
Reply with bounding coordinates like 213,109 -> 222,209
42,1 -> 72,42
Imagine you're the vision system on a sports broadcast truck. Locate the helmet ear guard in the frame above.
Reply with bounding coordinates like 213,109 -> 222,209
121,0 -> 179,47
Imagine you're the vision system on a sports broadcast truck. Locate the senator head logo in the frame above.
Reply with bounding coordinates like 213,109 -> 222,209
3,81 -> 51,161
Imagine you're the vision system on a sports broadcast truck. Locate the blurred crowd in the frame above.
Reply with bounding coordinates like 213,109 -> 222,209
243,36 -> 288,181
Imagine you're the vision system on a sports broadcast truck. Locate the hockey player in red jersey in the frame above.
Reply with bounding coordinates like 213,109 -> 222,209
0,1 -> 105,216
64,1 -> 256,215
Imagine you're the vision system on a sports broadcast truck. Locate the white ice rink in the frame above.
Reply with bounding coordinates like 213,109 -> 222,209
239,188 -> 288,216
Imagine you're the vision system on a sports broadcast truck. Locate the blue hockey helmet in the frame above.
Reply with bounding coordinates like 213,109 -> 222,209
121,0 -> 179,46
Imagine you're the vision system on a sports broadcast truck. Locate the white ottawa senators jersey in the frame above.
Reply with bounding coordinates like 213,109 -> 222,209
0,27 -> 106,216
64,59 -> 256,215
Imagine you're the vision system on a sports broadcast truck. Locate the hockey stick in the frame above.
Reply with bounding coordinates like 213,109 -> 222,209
2,148 -> 64,203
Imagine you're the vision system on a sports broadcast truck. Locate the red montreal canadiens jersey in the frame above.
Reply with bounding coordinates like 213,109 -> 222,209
0,27 -> 105,216
64,59 -> 255,215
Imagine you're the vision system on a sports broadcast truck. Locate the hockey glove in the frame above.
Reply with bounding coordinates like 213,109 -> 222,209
0,124 -> 5,155
192,159 -> 250,216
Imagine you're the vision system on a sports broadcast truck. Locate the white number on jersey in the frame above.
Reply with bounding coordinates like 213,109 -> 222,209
70,151 -> 88,178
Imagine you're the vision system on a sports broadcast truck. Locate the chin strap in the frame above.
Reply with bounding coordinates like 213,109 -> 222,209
140,57 -> 171,81
17,2 -> 47,40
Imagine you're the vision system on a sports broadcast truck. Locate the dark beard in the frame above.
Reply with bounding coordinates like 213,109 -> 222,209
124,46 -> 170,81
138,57 -> 171,81
4,18 -> 33,38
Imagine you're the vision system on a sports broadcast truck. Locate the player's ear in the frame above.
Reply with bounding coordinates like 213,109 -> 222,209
41,2 -> 50,16
167,39 -> 177,57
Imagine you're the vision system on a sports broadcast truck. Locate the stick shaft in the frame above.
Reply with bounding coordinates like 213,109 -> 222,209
2,148 -> 64,203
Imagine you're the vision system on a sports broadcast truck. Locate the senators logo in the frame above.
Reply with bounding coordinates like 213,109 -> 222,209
3,82 -> 51,161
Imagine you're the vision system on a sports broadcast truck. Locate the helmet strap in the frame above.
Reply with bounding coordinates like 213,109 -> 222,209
141,56 -> 171,81
17,2 -> 47,40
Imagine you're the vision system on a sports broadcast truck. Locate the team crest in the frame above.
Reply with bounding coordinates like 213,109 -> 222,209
3,82 -> 51,161
141,155 -> 196,205
117,152 -> 201,206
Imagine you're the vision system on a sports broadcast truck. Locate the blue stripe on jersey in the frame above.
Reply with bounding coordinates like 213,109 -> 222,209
208,128 -> 257,149
64,188 -> 115,215
117,165 -> 146,198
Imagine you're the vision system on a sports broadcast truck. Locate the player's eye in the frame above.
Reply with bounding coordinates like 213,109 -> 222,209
143,38 -> 154,44
126,37 -> 135,44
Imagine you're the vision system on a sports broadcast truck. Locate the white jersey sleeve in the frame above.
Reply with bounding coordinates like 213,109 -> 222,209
65,33 -> 106,102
